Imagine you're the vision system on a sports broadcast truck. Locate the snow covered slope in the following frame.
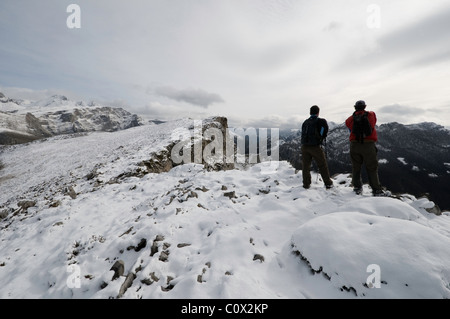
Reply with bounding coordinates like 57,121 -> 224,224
0,117 -> 449,299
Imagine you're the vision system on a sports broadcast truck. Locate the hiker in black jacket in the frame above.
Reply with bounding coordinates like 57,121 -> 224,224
301,105 -> 333,190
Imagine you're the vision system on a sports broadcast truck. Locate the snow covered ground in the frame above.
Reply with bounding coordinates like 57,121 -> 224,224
1,117 -> 450,299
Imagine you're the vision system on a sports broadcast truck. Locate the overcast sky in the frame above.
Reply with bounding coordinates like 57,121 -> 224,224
1,0 -> 450,128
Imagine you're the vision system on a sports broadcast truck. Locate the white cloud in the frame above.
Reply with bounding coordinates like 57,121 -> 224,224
0,86 -> 80,102
138,101 -> 209,122
152,86 -> 224,108
1,0 -> 450,127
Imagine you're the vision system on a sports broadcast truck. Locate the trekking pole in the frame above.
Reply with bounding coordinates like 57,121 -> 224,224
314,162 -> 319,183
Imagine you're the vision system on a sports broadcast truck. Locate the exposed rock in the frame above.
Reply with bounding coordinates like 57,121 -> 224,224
139,116 -> 235,175
127,238 -> 147,252
17,200 -> 36,212
119,227 -> 133,237
64,186 -> 77,199
161,276 -> 175,292
425,204 -> 441,216
60,112 -> 76,123
224,191 -> 237,199
150,237 -> 160,257
110,260 -> 125,281
25,113 -> 52,138
135,238 -> 147,251
85,171 -> 97,181
0,208 -> 12,219
140,272 -> 160,286
196,186 -> 209,192
200,117 -> 235,172
159,251 -> 169,262
150,272 -> 159,282
0,131 -> 38,145
140,146 -> 175,174
118,272 -> 136,298
141,278 -> 153,286
253,254 -> 265,263
49,200 -> 61,208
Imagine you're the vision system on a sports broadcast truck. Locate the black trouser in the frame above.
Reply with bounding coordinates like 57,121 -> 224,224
350,141 -> 382,191
301,145 -> 333,187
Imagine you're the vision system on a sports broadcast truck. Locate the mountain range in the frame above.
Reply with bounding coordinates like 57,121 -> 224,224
279,122 -> 450,212
0,93 -> 142,145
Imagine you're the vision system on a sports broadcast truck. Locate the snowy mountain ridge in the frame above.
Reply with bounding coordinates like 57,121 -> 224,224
1,116 -> 450,299
0,92 -> 142,145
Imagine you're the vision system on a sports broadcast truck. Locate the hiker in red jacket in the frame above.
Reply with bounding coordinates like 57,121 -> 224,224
345,100 -> 389,197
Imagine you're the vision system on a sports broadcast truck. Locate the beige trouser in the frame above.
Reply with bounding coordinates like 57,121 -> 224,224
350,141 -> 382,191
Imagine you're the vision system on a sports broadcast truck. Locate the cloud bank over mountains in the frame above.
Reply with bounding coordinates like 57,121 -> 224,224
1,1 -> 450,127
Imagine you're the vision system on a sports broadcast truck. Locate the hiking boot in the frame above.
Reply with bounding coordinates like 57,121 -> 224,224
373,189 -> 391,197
303,184 -> 310,190
353,187 -> 363,195
325,184 -> 333,190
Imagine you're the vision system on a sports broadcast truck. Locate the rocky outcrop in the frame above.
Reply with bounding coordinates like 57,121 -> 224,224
199,117 -> 235,172
110,260 -> 125,281
25,113 -> 53,138
140,116 -> 235,174
0,130 -> 39,145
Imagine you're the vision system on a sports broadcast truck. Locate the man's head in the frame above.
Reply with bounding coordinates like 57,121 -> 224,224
355,100 -> 366,111
310,105 -> 320,116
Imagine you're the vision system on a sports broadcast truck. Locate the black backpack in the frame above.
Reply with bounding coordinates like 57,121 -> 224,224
301,117 -> 327,146
352,111 -> 372,143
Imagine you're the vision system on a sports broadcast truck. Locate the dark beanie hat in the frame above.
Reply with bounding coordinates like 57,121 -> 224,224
355,100 -> 366,110
310,105 -> 320,115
